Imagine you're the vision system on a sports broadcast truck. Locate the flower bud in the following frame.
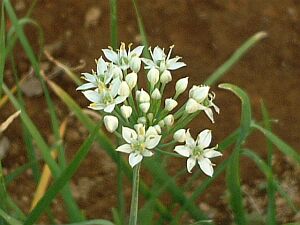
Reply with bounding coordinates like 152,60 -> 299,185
175,77 -> 189,96
137,117 -> 147,125
104,115 -> 118,133
173,129 -> 186,142
147,113 -> 153,122
118,81 -> 130,97
164,114 -> 174,127
189,85 -> 210,103
138,89 -> 150,102
139,102 -> 150,113
129,56 -> 141,73
125,72 -> 137,90
147,68 -> 159,86
120,105 -> 132,119
154,124 -> 162,134
151,88 -> 161,100
160,70 -> 172,84
158,120 -> 165,127
185,98 -> 200,114
165,98 -> 178,111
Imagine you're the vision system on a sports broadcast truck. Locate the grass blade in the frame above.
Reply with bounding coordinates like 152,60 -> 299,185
205,32 -> 267,86
60,220 -> 115,225
260,101 -> 277,225
131,0 -> 150,58
251,123 -> 300,165
0,209 -> 22,225
24,124 -> 99,225
219,83 -> 252,225
109,0 -> 118,49
0,3 -> 5,98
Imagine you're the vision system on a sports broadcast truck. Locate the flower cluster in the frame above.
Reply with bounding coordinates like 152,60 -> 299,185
78,43 -> 222,176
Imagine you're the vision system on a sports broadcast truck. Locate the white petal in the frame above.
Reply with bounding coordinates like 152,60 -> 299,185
187,157 -> 196,173
131,46 -> 144,57
129,153 -> 143,168
115,96 -> 127,104
110,78 -> 121,97
88,103 -> 105,110
197,129 -> 212,149
122,127 -> 137,144
83,90 -> 101,103
145,135 -> 161,149
97,57 -> 107,75
116,144 -> 132,153
203,149 -> 222,158
167,61 -> 186,70
141,58 -> 156,67
185,130 -> 196,148
142,149 -> 153,157
81,73 -> 96,83
198,158 -> 214,177
153,46 -> 165,61
102,49 -> 118,63
145,126 -> 158,136
76,83 -> 97,91
204,108 -> 215,123
174,145 -> 190,157
104,103 -> 115,113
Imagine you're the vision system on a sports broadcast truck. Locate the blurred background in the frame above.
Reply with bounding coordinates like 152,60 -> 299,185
2,0 -> 300,224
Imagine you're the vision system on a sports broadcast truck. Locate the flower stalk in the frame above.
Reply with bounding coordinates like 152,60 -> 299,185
128,163 -> 141,225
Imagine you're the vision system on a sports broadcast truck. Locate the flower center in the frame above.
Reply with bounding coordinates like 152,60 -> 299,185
192,146 -> 204,158
131,139 -> 146,153
102,91 -> 114,105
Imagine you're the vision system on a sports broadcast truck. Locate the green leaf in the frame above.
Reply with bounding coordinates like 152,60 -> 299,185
109,0 -> 118,49
219,83 -> 252,225
60,220 -> 115,225
0,209 -> 22,225
24,124 -> 99,225
205,31 -> 267,86
251,123 -> 300,165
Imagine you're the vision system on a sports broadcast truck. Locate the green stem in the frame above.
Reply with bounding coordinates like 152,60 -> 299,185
129,163 -> 141,225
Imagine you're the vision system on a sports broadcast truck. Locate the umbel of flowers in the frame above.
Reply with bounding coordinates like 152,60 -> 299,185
77,43 -> 222,176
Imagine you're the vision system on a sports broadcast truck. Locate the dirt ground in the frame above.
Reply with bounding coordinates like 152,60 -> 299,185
1,0 -> 300,224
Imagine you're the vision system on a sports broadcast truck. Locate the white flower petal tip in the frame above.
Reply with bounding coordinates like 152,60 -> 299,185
129,153 -> 143,168
104,115 -> 119,133
175,77 -> 189,96
198,158 -> 214,177
116,144 -> 132,153
165,98 -> 178,111
173,129 -> 187,143
187,157 -> 196,173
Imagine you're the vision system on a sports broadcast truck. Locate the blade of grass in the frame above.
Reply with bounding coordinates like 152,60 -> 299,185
61,220 -> 115,225
24,124 -> 99,225
109,0 -> 118,49
218,83 -> 252,225
242,149 -> 298,213
251,123 -> 300,165
260,101 -> 277,225
4,0 -> 83,220
0,3 -> 5,98
131,0 -> 150,58
0,208 -> 22,225
204,32 -> 267,86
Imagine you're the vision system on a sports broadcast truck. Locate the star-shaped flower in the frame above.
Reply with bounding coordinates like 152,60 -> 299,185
142,45 -> 186,72
174,129 -> 222,176
116,124 -> 161,167
102,42 -> 144,71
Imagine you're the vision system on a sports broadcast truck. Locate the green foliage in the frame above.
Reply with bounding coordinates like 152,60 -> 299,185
0,0 -> 299,225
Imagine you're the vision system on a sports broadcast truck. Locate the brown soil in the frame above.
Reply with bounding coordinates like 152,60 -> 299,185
2,0 -> 300,224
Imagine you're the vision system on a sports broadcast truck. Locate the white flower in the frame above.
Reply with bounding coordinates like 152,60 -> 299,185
120,105 -> 132,119
188,85 -> 219,123
165,98 -> 178,111
175,77 -> 189,96
185,98 -> 200,114
160,70 -> 172,84
142,45 -> 186,72
116,125 -> 161,167
147,68 -> 159,86
82,78 -> 126,113
125,72 -> 138,90
173,129 -> 186,142
151,88 -> 161,100
174,129 -> 222,176
102,43 -> 144,71
104,115 -> 118,133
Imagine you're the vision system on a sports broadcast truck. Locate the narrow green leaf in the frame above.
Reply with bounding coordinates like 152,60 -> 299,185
252,123 -> 300,165
0,3 -> 6,97
109,0 -> 118,49
205,31 -> 267,86
131,0 -> 150,58
219,83 -> 252,225
0,209 -> 22,225
24,124 -> 99,225
260,101 -> 277,225
60,220 -> 115,225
